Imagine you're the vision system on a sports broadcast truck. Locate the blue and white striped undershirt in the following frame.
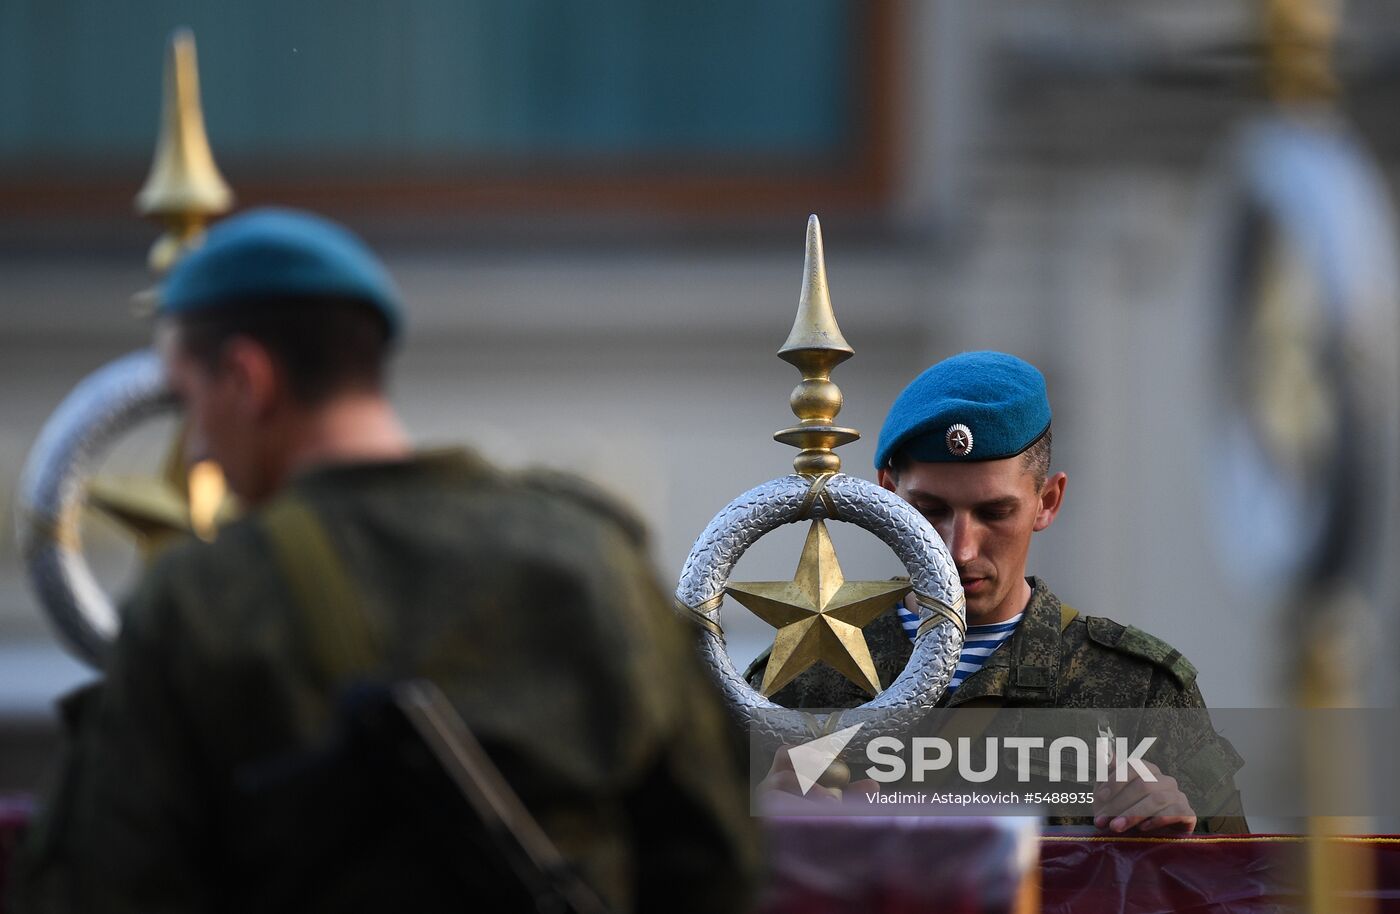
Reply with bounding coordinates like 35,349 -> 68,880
897,598 -> 1023,695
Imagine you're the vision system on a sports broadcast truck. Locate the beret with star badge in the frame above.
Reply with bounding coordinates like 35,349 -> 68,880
875,351 -> 1051,468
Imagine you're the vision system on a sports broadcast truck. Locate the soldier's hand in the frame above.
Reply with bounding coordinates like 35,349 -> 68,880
845,776 -> 881,799
1093,757 -> 1196,834
756,747 -> 842,802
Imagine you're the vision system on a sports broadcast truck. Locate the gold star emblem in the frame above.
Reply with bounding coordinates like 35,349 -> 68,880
86,427 -> 235,558
726,519 -> 909,698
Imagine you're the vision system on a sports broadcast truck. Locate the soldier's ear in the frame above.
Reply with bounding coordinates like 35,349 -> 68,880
877,467 -> 898,493
221,336 -> 280,420
1032,472 -> 1067,532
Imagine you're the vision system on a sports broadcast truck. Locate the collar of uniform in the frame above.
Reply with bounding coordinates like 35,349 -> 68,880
943,577 -> 1063,708
289,447 -> 495,492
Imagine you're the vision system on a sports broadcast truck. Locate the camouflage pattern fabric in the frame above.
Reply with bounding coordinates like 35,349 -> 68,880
746,576 -> 1248,834
12,450 -> 761,913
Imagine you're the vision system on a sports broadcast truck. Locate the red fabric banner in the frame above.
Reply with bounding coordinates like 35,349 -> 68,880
6,798 -> 1400,912
1042,835 -> 1400,914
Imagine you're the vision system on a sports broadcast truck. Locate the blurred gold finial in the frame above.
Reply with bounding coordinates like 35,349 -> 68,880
773,215 -> 860,476
88,29 -> 237,554
86,428 -> 235,555
1263,0 -> 1342,104
136,28 -> 233,276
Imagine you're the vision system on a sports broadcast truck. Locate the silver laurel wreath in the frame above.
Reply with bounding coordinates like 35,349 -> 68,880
676,473 -> 965,749
15,349 -> 174,668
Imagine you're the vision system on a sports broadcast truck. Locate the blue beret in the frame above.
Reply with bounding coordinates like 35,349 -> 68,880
875,351 -> 1051,469
160,207 -> 402,340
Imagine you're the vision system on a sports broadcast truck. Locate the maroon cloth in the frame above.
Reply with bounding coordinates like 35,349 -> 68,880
0,796 -> 34,914
759,811 -> 1036,914
1041,835 -> 1400,914
6,795 -> 1400,913
759,807 -> 1400,914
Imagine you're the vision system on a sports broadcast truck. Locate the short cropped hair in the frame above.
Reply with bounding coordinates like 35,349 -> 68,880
172,295 -> 392,406
889,427 -> 1053,491
1022,428 -> 1052,490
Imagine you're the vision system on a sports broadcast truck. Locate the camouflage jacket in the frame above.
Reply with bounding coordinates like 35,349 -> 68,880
13,450 -> 760,914
746,576 -> 1248,834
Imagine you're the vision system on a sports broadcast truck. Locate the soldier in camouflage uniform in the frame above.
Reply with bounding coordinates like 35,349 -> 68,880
12,209 -> 760,913
749,352 -> 1246,834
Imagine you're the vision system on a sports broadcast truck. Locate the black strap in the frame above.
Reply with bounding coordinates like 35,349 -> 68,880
258,497 -> 611,914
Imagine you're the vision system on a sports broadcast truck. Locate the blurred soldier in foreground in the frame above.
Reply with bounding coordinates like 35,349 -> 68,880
750,351 -> 1247,834
12,208 -> 760,913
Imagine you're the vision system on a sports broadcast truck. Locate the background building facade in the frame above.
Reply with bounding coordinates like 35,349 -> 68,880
4,0 -> 1400,785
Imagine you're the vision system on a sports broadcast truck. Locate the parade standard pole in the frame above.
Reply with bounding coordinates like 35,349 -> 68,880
1208,1 -> 1400,910
674,215 -> 968,755
107,26 -> 236,550
15,28 -> 235,667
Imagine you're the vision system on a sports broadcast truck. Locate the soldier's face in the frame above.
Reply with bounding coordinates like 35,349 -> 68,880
879,458 -> 1066,624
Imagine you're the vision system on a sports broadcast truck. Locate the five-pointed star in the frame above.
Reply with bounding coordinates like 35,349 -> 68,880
726,519 -> 909,698
86,427 -> 233,557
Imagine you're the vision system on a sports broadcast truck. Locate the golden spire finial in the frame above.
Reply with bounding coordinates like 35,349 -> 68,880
774,215 -> 860,476
136,28 -> 233,276
1263,0 -> 1341,104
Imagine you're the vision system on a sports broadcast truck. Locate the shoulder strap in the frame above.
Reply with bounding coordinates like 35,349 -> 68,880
260,497 -> 380,683
1084,616 -> 1198,687
743,645 -> 777,685
514,468 -> 648,547
1059,603 -> 1079,633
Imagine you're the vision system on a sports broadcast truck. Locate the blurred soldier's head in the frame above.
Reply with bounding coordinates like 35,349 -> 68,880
875,352 -> 1067,624
156,208 -> 406,505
